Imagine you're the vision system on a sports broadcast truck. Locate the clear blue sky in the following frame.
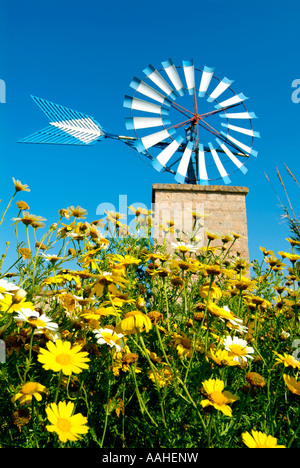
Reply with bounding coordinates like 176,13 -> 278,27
1,0 -> 300,266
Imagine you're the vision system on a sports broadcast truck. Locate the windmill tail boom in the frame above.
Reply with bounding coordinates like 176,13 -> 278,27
18,96 -> 106,146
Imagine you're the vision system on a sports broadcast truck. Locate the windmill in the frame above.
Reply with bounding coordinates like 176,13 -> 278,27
19,58 -> 259,185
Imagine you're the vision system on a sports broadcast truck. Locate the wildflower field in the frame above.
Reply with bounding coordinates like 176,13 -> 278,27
0,178 -> 299,448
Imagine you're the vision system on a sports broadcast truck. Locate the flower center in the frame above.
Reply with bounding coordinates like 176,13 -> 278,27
21,382 -> 38,395
28,318 -> 47,328
229,344 -> 246,356
181,338 -> 192,349
57,417 -> 71,433
210,391 -> 227,405
56,354 -> 72,365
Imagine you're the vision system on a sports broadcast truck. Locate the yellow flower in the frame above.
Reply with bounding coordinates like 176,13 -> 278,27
115,311 -> 152,335
273,352 -> 300,369
38,339 -> 90,375
283,374 -> 300,395
200,378 -> 239,417
92,272 -> 127,297
283,253 -> 300,264
172,332 -> 203,358
12,212 -> 46,227
46,401 -> 89,443
207,303 -> 237,322
208,349 -> 239,367
12,177 -> 30,192
0,293 -> 34,313
68,206 -> 87,219
11,382 -> 47,405
242,430 -> 285,448
148,366 -> 174,387
205,231 -> 219,241
228,277 -> 257,293
260,247 -> 274,256
286,238 -> 300,247
128,205 -> 149,216
109,254 -> 141,267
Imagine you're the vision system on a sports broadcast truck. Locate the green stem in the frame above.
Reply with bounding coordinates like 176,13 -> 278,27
54,371 -> 63,404
137,332 -> 167,428
23,327 -> 35,383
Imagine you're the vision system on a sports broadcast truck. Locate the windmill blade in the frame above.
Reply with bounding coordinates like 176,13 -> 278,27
198,66 -> 215,97
123,95 -> 169,115
214,93 -> 248,109
221,123 -> 260,138
125,116 -> 171,130
198,144 -> 209,185
207,77 -> 234,103
152,135 -> 184,172
220,131 -> 258,157
18,96 -> 105,145
174,141 -> 194,183
220,111 -> 257,120
135,128 -> 176,153
143,64 -> 177,100
182,60 -> 195,95
208,142 -> 231,184
161,58 -> 185,97
215,138 -> 248,174
130,77 -> 172,106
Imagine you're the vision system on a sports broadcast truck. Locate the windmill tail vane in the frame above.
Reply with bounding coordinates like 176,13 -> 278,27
18,58 -> 260,185
18,95 -> 149,151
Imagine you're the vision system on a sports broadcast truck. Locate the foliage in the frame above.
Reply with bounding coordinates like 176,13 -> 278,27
0,178 -> 299,448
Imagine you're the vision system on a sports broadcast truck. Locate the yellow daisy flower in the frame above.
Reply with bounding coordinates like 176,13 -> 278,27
38,339 -> 90,375
242,429 -> 285,448
46,401 -> 89,443
11,382 -> 47,405
283,374 -> 300,395
273,352 -> 300,369
199,282 -> 222,300
200,378 -> 239,417
115,310 -> 152,335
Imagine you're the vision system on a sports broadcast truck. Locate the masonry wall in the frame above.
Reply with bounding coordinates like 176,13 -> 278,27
152,184 -> 249,259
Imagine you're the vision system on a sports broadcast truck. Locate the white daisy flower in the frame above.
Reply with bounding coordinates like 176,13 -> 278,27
14,308 -> 58,332
171,241 -> 198,253
0,278 -> 19,300
223,335 -> 254,363
93,328 -> 124,353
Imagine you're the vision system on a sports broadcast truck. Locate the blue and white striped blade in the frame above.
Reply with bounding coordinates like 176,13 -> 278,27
152,135 -> 184,172
135,128 -> 176,153
161,58 -> 185,97
207,77 -> 234,103
220,131 -> 258,157
130,77 -> 172,107
219,111 -> 257,119
214,93 -> 248,109
221,122 -> 260,138
215,138 -> 248,175
19,96 -> 105,145
208,142 -> 231,184
125,116 -> 171,130
19,125 -> 99,145
174,141 -> 194,183
198,66 -> 215,98
182,60 -> 195,95
197,144 -> 209,185
123,95 -> 169,115
143,64 -> 177,100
